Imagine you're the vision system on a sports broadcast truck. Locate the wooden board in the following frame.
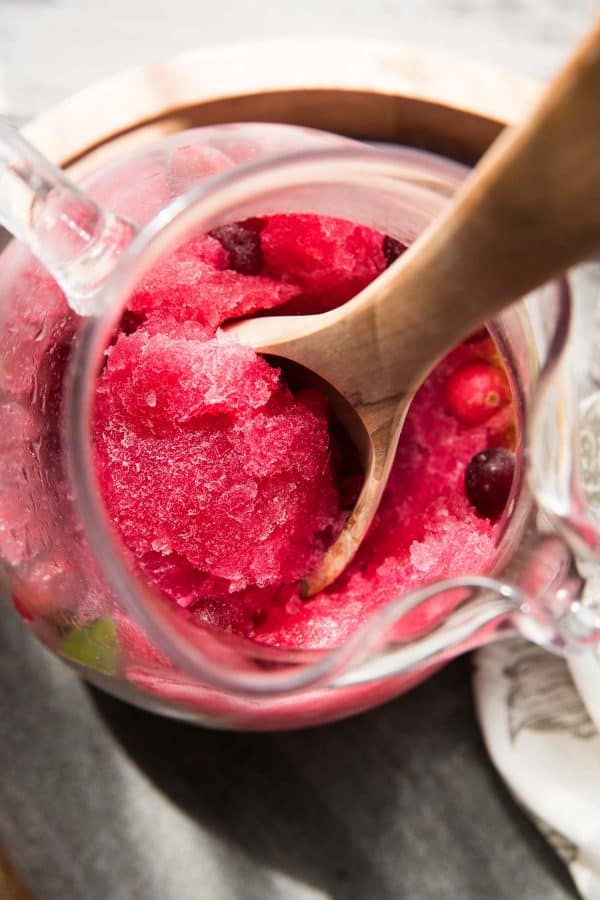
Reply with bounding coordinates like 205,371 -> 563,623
0,846 -> 33,900
20,40 -> 540,175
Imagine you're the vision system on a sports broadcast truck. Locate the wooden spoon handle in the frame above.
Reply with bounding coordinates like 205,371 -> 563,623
320,16 -> 600,402
229,17 -> 600,412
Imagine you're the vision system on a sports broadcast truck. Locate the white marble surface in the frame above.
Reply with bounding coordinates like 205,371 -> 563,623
0,0 -> 598,123
0,2 -> 598,899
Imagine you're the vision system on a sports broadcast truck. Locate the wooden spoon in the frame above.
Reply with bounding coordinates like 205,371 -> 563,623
227,18 -> 600,596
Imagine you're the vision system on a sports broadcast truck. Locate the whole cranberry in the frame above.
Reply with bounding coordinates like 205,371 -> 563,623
444,362 -> 510,426
382,235 -> 407,267
210,222 -> 263,275
465,448 -> 515,519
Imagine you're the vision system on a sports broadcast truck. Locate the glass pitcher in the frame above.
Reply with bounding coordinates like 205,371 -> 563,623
1,121 -> 599,729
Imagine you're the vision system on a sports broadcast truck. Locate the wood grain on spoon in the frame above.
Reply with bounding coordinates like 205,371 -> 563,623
228,16 -> 600,595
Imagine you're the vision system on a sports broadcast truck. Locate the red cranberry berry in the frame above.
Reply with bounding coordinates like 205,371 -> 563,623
119,310 -> 146,335
444,362 -> 510,426
210,222 -> 263,275
465,448 -> 515,519
382,235 -> 407,267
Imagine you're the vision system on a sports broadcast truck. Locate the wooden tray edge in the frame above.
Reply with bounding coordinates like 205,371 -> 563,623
20,39 -> 541,166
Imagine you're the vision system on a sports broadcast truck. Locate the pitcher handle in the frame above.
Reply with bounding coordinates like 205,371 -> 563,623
330,534 -> 596,690
0,118 -> 136,315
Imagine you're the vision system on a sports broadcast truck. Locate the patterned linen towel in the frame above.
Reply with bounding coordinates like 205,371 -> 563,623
474,638 -> 600,899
